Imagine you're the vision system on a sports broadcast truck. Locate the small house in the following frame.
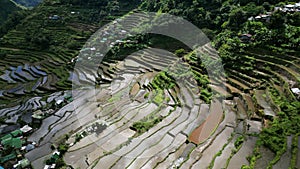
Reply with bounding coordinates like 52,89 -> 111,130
291,88 -> 300,99
20,125 -> 33,134
261,14 -> 271,22
10,129 -> 22,137
0,153 -> 17,164
47,151 -> 60,164
1,138 -> 24,149
239,34 -> 253,42
44,164 -> 56,169
55,99 -> 64,105
32,114 -> 43,120
32,110 -> 44,120
33,110 -> 44,116
296,3 -> 300,9
285,4 -> 295,11
255,15 -> 262,20
49,15 -> 60,20
291,88 -> 300,95
248,16 -> 255,21
55,96 -> 65,105
0,134 -> 12,142
254,14 -> 270,22
13,158 -> 30,168
25,144 -> 35,152
274,7 -> 283,11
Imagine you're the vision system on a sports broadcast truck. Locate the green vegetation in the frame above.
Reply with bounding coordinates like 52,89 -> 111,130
130,104 -> 175,136
290,136 -> 298,168
225,135 -> 245,168
200,88 -> 212,104
183,52 -> 214,103
144,92 -> 149,99
0,0 -> 141,109
234,135 -> 245,148
46,135 -> 70,168
58,143 -> 69,154
244,146 -> 262,169
131,115 -> 164,135
175,48 -> 186,57
152,89 -> 164,105
149,71 -> 178,105
208,133 -> 235,169
150,71 -> 176,90
243,87 -> 300,168
0,116 -> 6,124
260,90 -> 299,151
0,0 -> 22,25
140,4 -> 300,163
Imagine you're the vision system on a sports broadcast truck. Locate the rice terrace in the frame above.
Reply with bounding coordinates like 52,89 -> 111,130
0,0 -> 299,169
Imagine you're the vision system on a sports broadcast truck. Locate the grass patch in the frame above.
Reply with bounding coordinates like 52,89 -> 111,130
130,115 -> 164,135
130,105 -> 175,136
290,135 -> 299,169
225,135 -> 245,168
152,89 -> 164,105
208,133 -> 235,169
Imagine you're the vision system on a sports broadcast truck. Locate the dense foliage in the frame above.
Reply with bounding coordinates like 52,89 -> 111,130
0,0 -> 21,25
141,0 -> 300,50
259,88 -> 300,153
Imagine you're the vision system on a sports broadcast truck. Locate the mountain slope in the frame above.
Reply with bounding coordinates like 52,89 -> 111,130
0,0 -> 142,108
13,0 -> 42,7
0,1 -> 299,169
0,0 -> 21,25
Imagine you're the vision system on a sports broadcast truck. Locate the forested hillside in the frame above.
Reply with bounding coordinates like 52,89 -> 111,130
0,0 -> 141,108
141,0 -> 300,50
0,0 -> 21,25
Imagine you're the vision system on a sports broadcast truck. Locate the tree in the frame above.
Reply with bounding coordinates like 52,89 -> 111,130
228,7 -> 247,30
175,48 -> 185,57
244,21 -> 271,44
242,2 -> 264,17
0,10 -> 28,37
287,12 -> 300,26
107,0 -> 119,14
58,144 -> 68,154
283,25 -> 300,49
269,10 -> 285,29
262,2 -> 271,11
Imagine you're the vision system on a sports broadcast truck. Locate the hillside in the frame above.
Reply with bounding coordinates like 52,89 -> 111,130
13,0 -> 42,7
0,0 -> 22,25
0,0 -> 299,169
0,0 -> 141,108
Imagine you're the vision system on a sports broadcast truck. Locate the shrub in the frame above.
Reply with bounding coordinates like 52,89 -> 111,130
234,136 -> 245,148
144,92 -> 149,98
175,48 -> 185,57
58,144 -> 68,154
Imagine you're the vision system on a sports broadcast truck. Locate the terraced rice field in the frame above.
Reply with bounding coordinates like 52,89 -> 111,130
0,7 -> 299,169
61,52 -> 228,169
63,32 -> 298,168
